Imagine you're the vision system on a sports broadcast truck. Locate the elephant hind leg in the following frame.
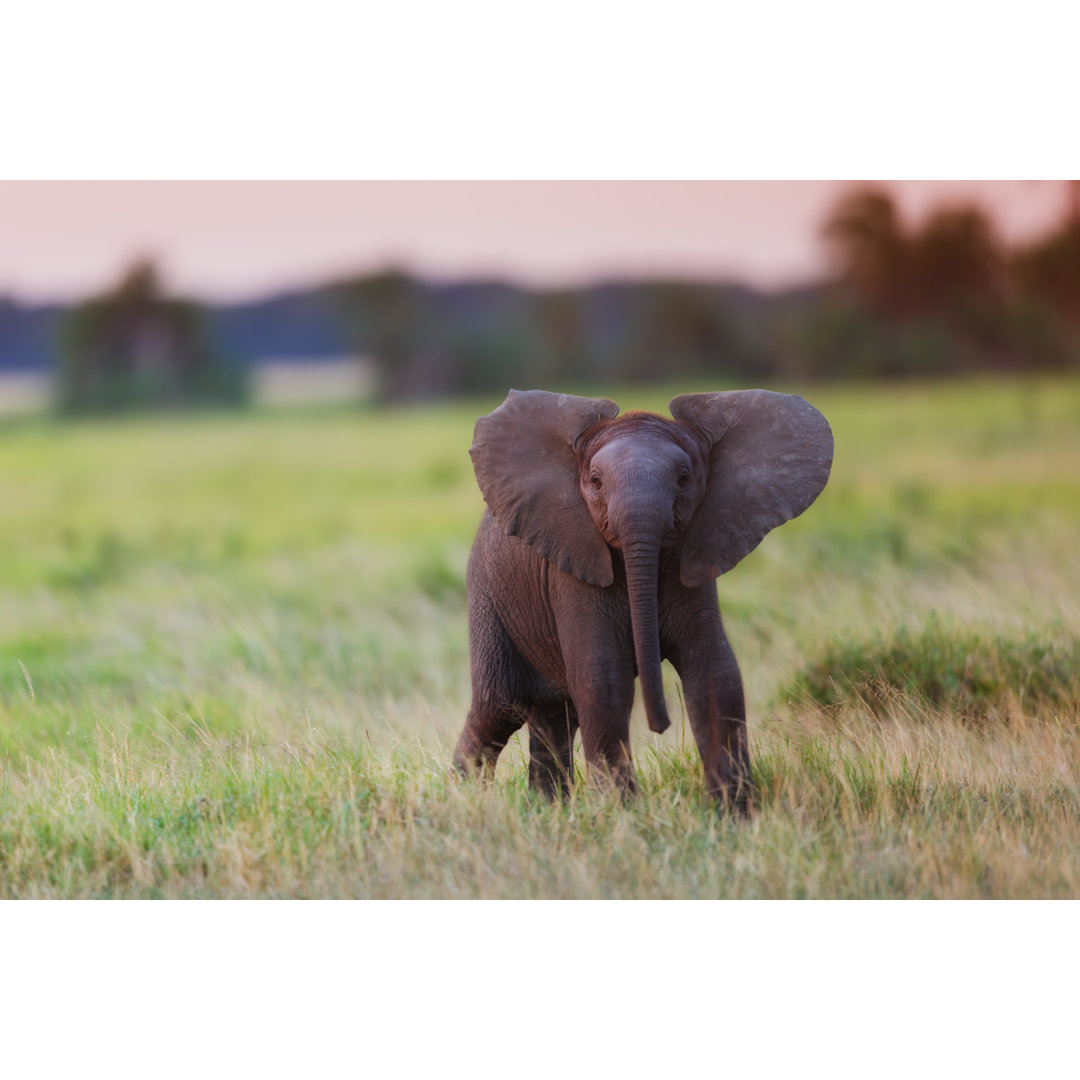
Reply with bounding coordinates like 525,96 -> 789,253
528,703 -> 579,799
453,704 -> 524,780
457,591 -> 533,780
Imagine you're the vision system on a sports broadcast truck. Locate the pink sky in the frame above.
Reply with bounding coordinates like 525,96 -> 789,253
0,181 -> 1069,303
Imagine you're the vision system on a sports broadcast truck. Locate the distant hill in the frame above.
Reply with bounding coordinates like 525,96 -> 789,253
207,288 -> 354,364
0,275 -> 825,374
0,288 -> 357,372
0,299 -> 66,371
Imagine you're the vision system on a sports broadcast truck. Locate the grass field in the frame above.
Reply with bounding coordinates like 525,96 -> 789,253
2,376 -> 1079,898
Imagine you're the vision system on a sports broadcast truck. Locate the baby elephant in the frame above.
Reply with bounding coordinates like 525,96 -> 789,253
454,388 -> 833,811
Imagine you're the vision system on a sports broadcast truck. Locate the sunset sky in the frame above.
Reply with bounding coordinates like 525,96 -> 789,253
0,180 -> 1069,304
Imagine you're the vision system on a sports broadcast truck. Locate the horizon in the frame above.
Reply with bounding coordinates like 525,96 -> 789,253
0,181 -> 1069,306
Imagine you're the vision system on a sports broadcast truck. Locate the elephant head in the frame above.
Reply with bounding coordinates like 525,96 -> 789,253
469,389 -> 834,736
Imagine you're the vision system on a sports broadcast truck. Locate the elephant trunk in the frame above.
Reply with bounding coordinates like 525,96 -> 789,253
622,535 -> 671,735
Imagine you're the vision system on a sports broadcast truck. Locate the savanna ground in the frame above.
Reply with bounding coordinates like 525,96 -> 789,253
1,376 -> 1079,898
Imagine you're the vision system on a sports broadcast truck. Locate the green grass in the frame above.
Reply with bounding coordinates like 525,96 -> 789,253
786,619 -> 1080,720
2,376 -> 1079,897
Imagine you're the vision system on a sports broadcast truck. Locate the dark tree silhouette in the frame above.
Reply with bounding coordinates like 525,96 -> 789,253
57,259 -> 245,413
333,269 -> 457,400
822,186 -> 911,316
623,282 -> 764,382
531,289 -> 591,382
811,184 -> 1077,375
1013,182 -> 1080,324
910,204 -> 1004,312
823,188 -> 1004,318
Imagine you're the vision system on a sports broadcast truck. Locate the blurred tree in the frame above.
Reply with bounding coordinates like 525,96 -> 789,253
333,269 -> 429,400
446,322 -> 542,393
623,283 -> 765,381
824,186 -> 1017,322
822,186 -> 911,316
909,204 -> 1005,313
1013,183 -> 1080,324
531,289 -> 593,382
57,259 -> 246,413
815,184 -> 1075,375
910,203 -> 1013,364
794,291 -> 957,379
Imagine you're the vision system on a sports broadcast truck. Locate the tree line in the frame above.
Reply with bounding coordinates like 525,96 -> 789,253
808,183 -> 1080,377
54,184 -> 1080,411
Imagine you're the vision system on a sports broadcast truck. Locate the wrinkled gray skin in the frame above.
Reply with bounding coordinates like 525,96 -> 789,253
454,388 -> 833,811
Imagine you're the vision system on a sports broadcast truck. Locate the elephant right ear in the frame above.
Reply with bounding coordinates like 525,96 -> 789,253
670,389 -> 834,586
469,389 -> 620,586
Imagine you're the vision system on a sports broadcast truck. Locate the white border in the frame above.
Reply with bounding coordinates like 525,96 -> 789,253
3,901 -> 1075,1075
5,3 -> 1077,178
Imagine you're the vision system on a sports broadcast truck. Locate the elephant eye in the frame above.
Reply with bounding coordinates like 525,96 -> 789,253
590,474 -> 603,491
677,470 -> 690,489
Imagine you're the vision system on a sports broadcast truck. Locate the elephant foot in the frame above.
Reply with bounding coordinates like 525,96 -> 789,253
452,734 -> 501,782
528,759 -> 574,801
585,760 -> 639,801
711,772 -> 755,818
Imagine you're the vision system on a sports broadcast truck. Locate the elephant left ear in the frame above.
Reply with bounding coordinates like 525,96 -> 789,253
469,389 -> 620,586
669,390 -> 833,586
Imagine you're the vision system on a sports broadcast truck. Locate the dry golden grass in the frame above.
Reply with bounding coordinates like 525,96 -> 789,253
2,375 -> 1078,897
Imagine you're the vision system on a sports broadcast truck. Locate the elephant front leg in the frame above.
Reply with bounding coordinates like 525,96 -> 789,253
527,703 -> 579,799
666,609 -> 754,814
691,696 -> 753,814
565,660 -> 638,797
551,585 -> 638,797
689,675 -> 753,813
